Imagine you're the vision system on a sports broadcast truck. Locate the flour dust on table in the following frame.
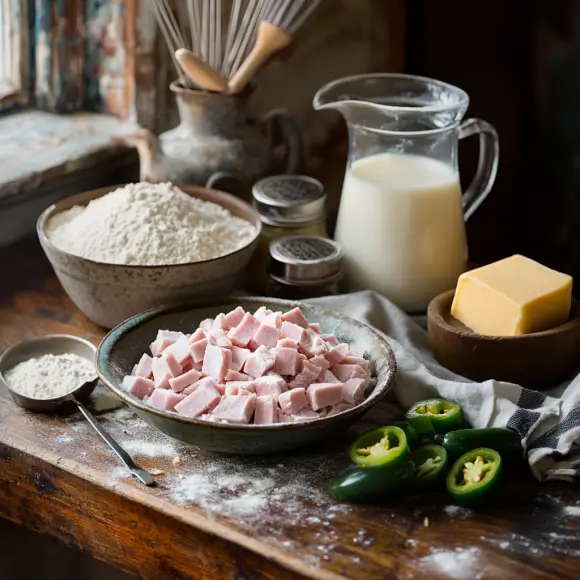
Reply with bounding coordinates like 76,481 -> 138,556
4,353 -> 96,399
46,182 -> 257,266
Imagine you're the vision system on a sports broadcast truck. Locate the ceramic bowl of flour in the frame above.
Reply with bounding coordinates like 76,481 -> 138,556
37,184 -> 261,329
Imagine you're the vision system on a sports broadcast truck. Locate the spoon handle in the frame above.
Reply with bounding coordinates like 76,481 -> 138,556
74,400 -> 155,487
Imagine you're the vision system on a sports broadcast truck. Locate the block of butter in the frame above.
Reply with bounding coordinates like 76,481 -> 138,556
451,255 -> 573,336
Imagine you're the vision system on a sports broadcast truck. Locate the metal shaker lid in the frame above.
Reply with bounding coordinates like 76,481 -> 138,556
268,235 -> 343,286
252,175 -> 326,226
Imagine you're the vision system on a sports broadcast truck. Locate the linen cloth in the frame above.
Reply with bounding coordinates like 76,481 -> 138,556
309,291 -> 580,482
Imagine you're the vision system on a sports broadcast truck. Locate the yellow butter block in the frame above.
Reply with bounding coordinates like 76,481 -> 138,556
451,255 -> 573,336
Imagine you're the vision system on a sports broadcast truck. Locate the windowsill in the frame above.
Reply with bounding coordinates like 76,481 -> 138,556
0,110 -> 141,199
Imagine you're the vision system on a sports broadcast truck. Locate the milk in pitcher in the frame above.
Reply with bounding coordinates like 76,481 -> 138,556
335,153 -> 467,312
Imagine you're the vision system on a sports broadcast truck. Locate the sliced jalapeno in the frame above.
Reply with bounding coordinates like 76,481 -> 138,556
348,426 -> 409,468
329,461 -> 410,503
446,447 -> 502,506
406,398 -> 463,435
409,444 -> 449,490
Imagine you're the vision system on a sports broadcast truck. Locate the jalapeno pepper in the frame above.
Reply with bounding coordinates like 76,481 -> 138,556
406,399 -> 463,435
409,444 -> 449,490
329,461 -> 410,503
446,448 -> 502,506
391,421 -> 420,449
435,428 -> 522,461
348,426 -> 409,468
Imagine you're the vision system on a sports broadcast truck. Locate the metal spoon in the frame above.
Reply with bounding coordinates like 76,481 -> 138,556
0,334 -> 155,487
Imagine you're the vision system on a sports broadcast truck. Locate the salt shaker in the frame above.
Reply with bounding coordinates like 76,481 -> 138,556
267,235 -> 343,300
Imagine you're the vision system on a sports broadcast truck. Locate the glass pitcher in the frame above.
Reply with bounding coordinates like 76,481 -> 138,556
313,73 -> 499,313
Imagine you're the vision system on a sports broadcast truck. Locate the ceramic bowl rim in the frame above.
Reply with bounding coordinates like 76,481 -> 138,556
428,290 -> 580,341
36,183 -> 262,270
0,334 -> 98,406
96,297 -> 397,432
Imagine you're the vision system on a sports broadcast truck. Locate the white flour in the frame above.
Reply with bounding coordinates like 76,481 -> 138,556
5,353 -> 96,400
47,182 -> 257,265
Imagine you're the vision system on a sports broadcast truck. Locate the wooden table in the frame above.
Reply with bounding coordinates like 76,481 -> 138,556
1,239 -> 580,580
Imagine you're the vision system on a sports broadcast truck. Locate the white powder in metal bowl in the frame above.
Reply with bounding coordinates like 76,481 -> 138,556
46,182 -> 257,266
4,353 -> 97,400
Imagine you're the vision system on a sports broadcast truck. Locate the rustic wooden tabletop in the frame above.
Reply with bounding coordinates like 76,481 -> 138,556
1,239 -> 579,580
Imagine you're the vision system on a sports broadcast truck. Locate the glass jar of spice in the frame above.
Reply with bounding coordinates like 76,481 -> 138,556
267,235 -> 343,300
248,175 -> 329,292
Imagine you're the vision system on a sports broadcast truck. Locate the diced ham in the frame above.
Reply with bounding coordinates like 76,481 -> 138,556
249,323 -> 280,350
225,369 -> 252,382
289,360 -> 321,389
188,328 -> 206,344
325,346 -> 347,365
163,338 -> 193,367
212,394 -> 257,424
271,347 -> 299,376
227,313 -> 260,347
343,378 -> 366,404
280,321 -> 305,342
319,369 -> 340,383
297,330 -> 315,358
182,360 -> 194,373
174,379 -> 221,418
281,307 -> 309,329
131,364 -> 138,375
278,388 -> 308,414
291,409 -> 319,422
342,356 -> 370,372
276,338 -> 299,349
151,357 -> 174,389
331,364 -> 366,382
134,353 -> 153,378
163,352 -> 183,377
253,375 -> 286,398
309,355 -> 330,372
150,330 -> 184,356
190,338 -> 209,363
224,381 -> 256,396
223,306 -> 245,329
307,382 -> 343,410
230,346 -> 250,372
263,312 -> 282,328
312,336 -> 329,356
244,346 -> 276,378
148,389 -> 185,411
254,395 -> 278,424
202,345 -> 233,382
212,313 -> 227,331
123,376 -> 154,399
253,307 -> 271,320
169,368 -> 202,393
322,334 -> 339,346
208,328 -> 233,348
309,322 -> 321,334
182,381 -> 201,395
200,318 -> 214,333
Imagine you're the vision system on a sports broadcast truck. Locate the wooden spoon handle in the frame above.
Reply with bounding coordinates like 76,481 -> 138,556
228,21 -> 293,94
175,48 -> 229,93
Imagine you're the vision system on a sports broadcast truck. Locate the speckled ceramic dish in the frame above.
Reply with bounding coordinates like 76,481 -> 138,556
97,298 -> 397,454
37,184 -> 261,330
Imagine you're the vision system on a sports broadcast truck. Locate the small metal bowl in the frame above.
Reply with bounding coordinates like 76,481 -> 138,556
0,334 -> 98,412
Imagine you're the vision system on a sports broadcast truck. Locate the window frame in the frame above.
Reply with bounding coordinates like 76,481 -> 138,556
0,0 -> 29,111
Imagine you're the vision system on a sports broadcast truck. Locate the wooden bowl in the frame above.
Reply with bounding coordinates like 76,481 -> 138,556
96,297 -> 397,455
427,290 -> 580,390
37,184 -> 261,330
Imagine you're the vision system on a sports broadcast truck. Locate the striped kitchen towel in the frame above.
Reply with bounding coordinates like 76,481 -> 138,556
310,290 -> 580,482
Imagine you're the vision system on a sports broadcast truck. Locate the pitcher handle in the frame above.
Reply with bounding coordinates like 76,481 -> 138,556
459,118 -> 500,221
261,108 -> 304,174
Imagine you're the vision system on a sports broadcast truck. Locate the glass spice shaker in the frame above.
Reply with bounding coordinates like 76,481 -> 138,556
247,175 -> 329,292
267,235 -> 343,300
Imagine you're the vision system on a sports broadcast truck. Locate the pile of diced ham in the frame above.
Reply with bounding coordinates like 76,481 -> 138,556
122,305 -> 372,425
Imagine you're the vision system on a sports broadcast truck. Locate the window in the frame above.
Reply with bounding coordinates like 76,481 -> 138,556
0,0 -> 28,107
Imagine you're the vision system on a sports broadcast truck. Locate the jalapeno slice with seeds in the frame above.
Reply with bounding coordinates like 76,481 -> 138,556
409,444 -> 449,490
348,426 -> 409,468
406,398 -> 463,435
446,447 -> 502,506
